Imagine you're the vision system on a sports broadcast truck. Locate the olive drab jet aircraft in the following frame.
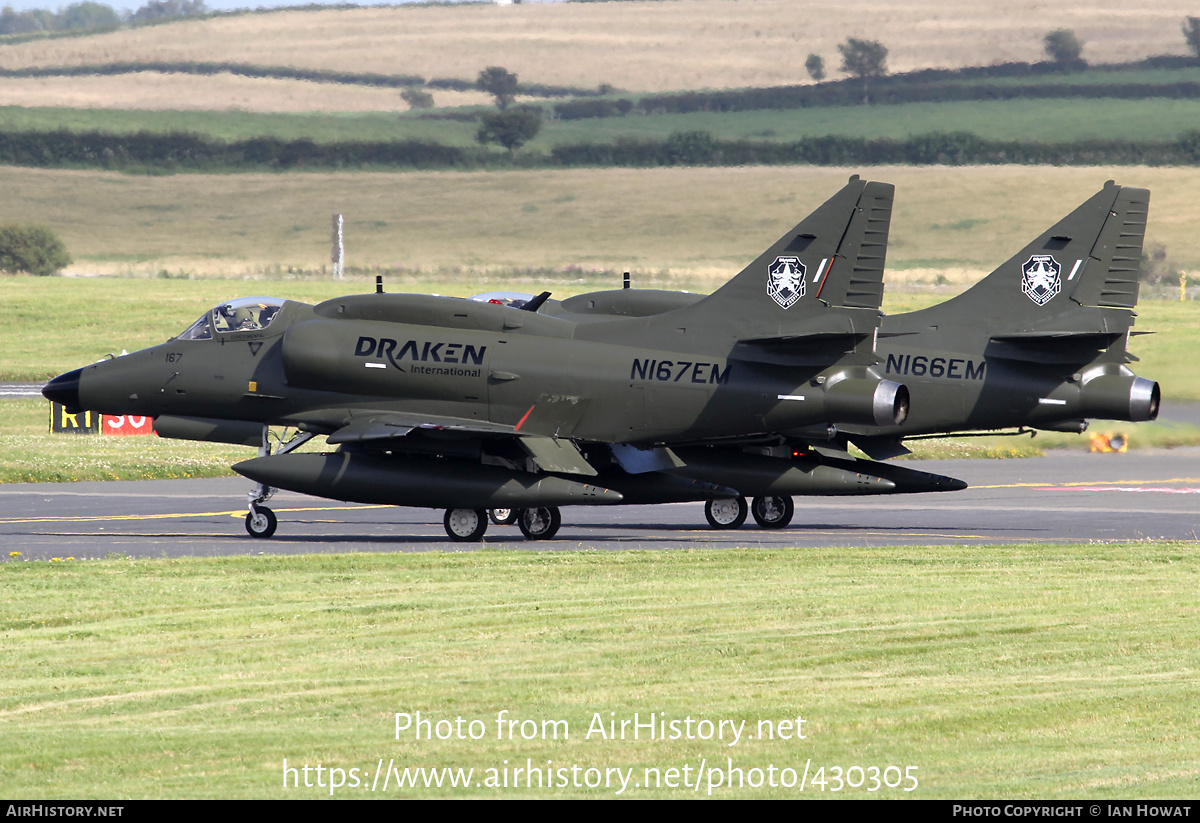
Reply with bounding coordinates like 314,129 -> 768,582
552,181 -> 1161,472
45,176 -> 968,542
857,180 -> 1159,454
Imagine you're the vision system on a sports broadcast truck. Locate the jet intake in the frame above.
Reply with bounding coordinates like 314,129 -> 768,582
822,375 -> 910,427
1079,373 -> 1160,422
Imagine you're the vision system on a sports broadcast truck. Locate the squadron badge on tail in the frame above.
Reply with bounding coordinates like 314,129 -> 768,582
767,255 -> 806,309
1020,254 -> 1061,306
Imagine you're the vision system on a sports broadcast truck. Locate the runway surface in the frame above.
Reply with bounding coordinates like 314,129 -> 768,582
2,448 -> 1197,559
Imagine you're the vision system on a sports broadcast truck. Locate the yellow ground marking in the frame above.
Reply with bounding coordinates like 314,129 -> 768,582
970,477 -> 1200,490
0,505 -> 391,524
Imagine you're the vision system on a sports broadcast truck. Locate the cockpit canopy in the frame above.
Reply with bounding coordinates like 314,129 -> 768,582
177,297 -> 285,340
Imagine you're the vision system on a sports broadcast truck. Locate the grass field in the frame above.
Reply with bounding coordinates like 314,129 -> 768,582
2,165 -> 1199,280
0,1 -> 1195,93
0,75 -> 495,114
6,95 -> 1200,149
1,545 -> 1196,798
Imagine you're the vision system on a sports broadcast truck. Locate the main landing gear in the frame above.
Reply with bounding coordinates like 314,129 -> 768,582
444,508 -> 489,542
705,496 -> 748,529
488,508 -> 518,526
446,506 -> 561,541
704,495 -> 794,530
751,495 -> 794,529
517,506 -> 561,540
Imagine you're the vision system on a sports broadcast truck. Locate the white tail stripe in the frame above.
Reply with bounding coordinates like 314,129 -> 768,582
813,258 -> 829,283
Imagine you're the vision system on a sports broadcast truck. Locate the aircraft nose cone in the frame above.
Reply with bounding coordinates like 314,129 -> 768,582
42,368 -> 83,413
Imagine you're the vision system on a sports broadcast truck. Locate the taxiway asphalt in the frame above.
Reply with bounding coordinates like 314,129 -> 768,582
2,448 -> 1196,559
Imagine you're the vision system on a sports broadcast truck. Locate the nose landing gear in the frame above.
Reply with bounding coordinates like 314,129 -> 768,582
243,426 -> 317,538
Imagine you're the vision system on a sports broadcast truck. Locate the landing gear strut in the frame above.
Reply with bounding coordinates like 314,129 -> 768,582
243,426 -> 316,538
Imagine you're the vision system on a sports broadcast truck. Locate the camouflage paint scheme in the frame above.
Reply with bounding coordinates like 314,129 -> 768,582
43,179 -> 1158,541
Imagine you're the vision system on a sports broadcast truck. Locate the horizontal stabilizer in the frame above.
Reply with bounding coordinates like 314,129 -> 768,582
986,331 -> 1126,364
731,332 -> 870,366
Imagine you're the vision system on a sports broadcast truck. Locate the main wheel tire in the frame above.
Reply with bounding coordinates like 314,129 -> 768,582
245,506 -> 277,539
488,508 -> 517,526
751,495 -> 794,529
705,497 -> 748,529
444,508 -> 488,542
518,506 -> 561,540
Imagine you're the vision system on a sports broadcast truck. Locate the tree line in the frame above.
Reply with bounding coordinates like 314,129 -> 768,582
4,126 -> 1200,171
0,0 -> 206,35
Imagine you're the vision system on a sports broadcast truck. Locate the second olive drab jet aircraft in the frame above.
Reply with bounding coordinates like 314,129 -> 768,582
500,180 -> 1161,530
840,180 -> 1160,459
44,176 -> 960,541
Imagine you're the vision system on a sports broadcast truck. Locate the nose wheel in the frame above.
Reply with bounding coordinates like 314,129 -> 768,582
245,505 -> 277,539
241,426 -> 317,539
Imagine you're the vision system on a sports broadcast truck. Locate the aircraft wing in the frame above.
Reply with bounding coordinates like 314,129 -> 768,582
305,411 -> 517,444
289,409 -> 599,476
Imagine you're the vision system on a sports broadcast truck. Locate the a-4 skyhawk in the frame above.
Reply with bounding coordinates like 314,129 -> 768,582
540,180 -> 1161,477
44,177 -> 970,541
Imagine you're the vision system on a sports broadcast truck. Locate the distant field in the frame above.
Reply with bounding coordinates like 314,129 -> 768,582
0,74 -> 495,113
5,95 -> 1200,147
0,1 -> 1195,94
0,165 -> 1196,281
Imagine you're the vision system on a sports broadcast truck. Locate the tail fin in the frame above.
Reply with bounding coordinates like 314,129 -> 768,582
574,176 -> 894,360
703,175 -> 894,318
636,175 -> 894,352
905,181 -> 1150,334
